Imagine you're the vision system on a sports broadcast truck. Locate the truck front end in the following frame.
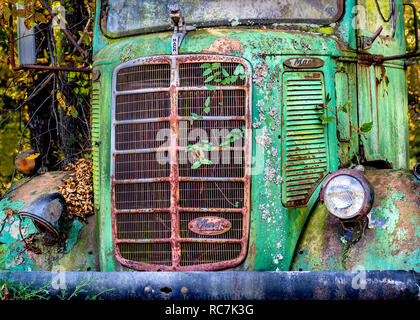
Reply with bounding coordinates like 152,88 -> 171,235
0,0 -> 419,300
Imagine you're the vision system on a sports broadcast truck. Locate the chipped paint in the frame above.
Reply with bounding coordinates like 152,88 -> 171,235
87,0 -> 416,272
292,170 -> 420,271
0,173 -> 99,271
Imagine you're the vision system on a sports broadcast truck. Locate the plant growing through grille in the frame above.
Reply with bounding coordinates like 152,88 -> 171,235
110,56 -> 251,271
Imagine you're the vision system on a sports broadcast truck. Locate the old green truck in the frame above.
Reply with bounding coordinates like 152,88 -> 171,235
0,0 -> 419,299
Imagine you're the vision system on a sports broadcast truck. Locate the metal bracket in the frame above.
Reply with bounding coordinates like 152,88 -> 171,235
362,26 -> 383,50
169,5 -> 185,55
169,4 -> 195,55
381,3 -> 419,61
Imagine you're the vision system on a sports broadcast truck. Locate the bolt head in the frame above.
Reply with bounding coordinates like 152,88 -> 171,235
144,286 -> 152,294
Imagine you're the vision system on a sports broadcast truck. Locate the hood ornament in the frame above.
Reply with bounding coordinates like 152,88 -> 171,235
169,4 -> 195,55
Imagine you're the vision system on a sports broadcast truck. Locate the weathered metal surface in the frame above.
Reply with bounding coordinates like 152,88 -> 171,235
291,170 -> 420,271
0,270 -> 418,300
89,0 -> 412,272
109,55 -> 252,271
283,57 -> 325,69
188,216 -> 232,236
281,71 -> 329,207
5,172 -> 71,204
0,173 -> 99,271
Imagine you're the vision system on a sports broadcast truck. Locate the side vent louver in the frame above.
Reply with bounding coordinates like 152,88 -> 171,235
282,72 -> 329,206
91,81 -> 100,210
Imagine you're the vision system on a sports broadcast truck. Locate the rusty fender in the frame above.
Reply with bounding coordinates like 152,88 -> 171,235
291,169 -> 420,271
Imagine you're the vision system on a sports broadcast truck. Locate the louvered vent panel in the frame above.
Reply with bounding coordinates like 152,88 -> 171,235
91,81 -> 100,210
282,72 -> 329,206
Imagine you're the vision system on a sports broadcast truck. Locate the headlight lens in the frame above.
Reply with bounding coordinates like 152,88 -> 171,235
320,169 -> 374,219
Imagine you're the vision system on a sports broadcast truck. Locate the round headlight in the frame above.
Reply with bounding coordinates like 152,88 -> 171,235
320,169 -> 374,220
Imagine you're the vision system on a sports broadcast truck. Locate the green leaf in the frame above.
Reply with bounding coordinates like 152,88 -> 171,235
191,161 -> 202,169
222,68 -> 229,77
211,62 -> 221,70
233,64 -> 242,75
204,75 -> 214,83
338,104 -> 348,113
214,78 -> 222,83
70,108 -> 79,118
230,75 -> 238,83
325,93 -> 332,105
224,133 -> 233,140
205,96 -> 211,107
201,159 -> 213,165
204,106 -> 210,114
360,121 -> 373,133
191,112 -> 202,120
320,115 -> 335,124
351,124 -> 359,133
205,84 -> 216,91
200,63 -> 211,68
202,68 -> 212,76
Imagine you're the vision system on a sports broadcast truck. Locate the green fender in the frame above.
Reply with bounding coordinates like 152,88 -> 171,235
291,169 -> 420,271
0,172 -> 99,272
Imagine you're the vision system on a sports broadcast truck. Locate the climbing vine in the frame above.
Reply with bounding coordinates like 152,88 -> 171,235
184,63 -> 247,169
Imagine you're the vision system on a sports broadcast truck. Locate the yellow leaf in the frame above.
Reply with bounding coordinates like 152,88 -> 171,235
24,16 -> 35,30
56,91 -> 66,109
26,153 -> 40,160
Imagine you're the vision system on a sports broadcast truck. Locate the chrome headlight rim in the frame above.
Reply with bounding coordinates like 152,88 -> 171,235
320,169 -> 374,220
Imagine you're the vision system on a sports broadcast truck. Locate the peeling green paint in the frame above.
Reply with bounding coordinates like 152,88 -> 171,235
89,0 -> 416,272
291,170 -> 420,271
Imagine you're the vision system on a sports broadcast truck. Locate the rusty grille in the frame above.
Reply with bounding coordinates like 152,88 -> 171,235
179,63 -> 246,87
118,243 -> 172,265
115,152 -> 170,180
114,182 -> 171,209
116,64 -> 170,91
179,120 -> 245,147
116,92 -> 170,120
178,90 -> 246,117
115,122 -> 170,150
179,181 -> 244,208
178,150 -> 244,177
116,213 -> 171,239
282,72 -> 329,206
180,243 -> 242,266
112,55 -> 251,271
179,212 -> 243,239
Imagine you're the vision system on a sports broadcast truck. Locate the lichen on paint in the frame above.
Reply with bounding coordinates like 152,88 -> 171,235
255,126 -> 272,149
253,62 -> 269,88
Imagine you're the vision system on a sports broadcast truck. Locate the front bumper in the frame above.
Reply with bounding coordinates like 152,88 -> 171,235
0,270 -> 419,300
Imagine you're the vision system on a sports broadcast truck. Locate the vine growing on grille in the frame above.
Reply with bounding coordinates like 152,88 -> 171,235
185,63 -> 247,170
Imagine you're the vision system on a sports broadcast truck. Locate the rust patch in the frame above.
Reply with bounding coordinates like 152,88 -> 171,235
7,171 -> 72,204
111,55 -> 252,271
202,35 -> 245,55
